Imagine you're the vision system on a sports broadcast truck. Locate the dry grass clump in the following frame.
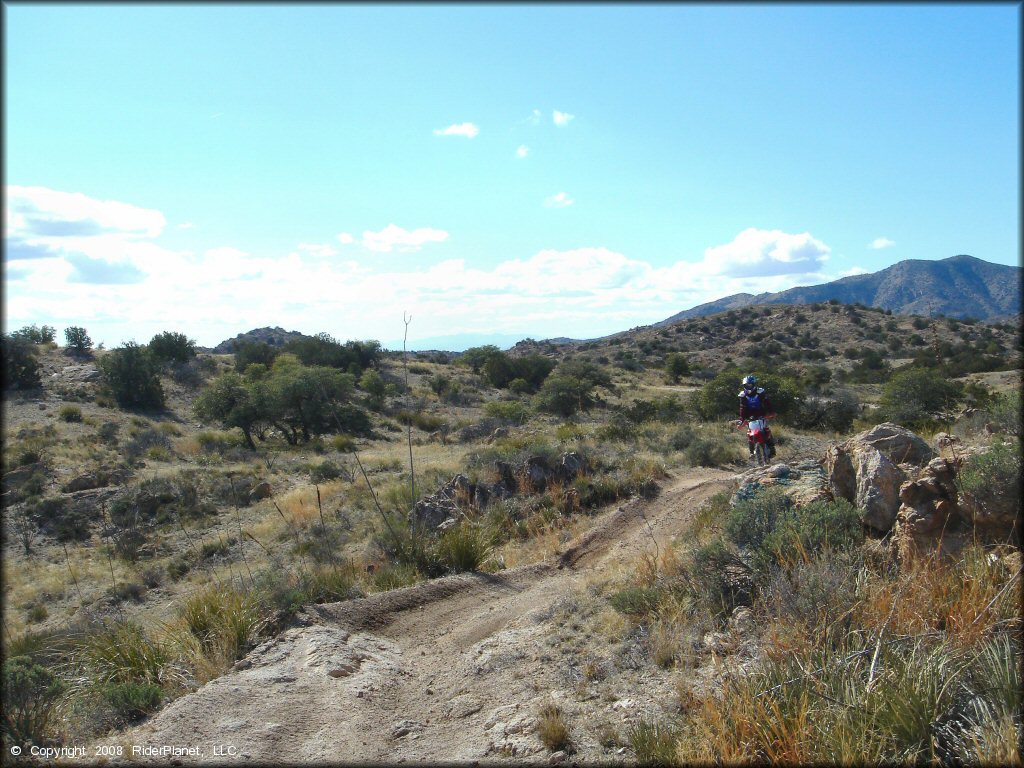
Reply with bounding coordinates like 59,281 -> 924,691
536,699 -> 572,752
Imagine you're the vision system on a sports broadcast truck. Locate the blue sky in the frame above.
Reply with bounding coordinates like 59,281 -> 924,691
4,3 -> 1020,350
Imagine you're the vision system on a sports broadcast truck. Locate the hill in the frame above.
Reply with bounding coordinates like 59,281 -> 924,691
210,326 -> 311,353
658,255 -> 1021,325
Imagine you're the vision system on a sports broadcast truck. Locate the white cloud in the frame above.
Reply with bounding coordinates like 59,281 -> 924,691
553,110 -> 575,127
2,186 -> 854,348
432,122 -> 479,138
516,145 -> 529,159
869,237 -> 895,249
177,222 -> 195,230
7,185 -> 166,238
700,228 -> 831,278
296,242 -> 338,259
361,224 -> 450,253
543,192 -> 575,209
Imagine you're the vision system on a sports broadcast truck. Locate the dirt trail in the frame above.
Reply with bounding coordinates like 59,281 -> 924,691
110,468 -> 736,765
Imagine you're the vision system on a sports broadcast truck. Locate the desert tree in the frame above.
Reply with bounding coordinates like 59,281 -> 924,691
97,341 -> 165,409
64,326 -> 93,355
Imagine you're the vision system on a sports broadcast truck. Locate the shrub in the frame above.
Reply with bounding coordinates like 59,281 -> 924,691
64,325 -> 93,354
98,341 -> 165,409
58,404 -> 83,422
665,352 -> 691,383
147,331 -> 196,365
692,368 -> 803,423
309,459 -> 344,484
535,360 -> 613,417
233,340 -> 279,372
2,333 -> 43,390
958,440 -> 1021,531
2,656 -> 65,745
97,421 -> 120,444
99,681 -> 163,723
685,539 -> 749,615
879,367 -> 962,428
483,399 -> 530,425
12,324 -> 57,344
608,586 -> 663,619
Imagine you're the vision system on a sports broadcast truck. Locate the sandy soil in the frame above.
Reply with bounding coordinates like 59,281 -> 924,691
99,469 -> 736,765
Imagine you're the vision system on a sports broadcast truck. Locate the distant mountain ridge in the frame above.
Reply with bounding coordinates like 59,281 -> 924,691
657,255 -> 1021,325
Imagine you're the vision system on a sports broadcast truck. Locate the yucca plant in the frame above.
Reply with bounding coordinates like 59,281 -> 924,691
80,622 -> 173,686
627,716 -> 682,765
178,585 -> 266,664
434,522 -> 493,573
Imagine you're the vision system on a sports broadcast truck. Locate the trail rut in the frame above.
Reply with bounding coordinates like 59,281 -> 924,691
110,468 -> 736,765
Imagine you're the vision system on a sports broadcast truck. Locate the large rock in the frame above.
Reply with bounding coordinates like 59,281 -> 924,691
892,457 -> 966,560
825,423 -> 935,533
853,423 -> 934,467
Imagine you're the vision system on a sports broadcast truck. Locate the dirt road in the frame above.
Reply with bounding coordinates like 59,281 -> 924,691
110,468 -> 736,765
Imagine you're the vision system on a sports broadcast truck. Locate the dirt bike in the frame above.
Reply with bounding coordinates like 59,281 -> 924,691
736,416 -> 774,467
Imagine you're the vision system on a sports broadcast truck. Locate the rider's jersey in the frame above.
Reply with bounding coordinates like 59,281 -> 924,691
739,387 -> 773,420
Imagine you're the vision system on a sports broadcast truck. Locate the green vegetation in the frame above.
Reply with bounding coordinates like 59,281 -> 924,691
98,341 -> 166,409
64,326 -> 93,355
2,333 -> 42,390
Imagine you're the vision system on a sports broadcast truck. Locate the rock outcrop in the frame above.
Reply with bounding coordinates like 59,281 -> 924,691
409,453 -> 590,532
824,423 -> 934,532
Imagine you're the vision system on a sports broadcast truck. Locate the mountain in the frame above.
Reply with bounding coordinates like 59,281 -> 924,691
210,326 -> 311,353
657,255 -> 1021,325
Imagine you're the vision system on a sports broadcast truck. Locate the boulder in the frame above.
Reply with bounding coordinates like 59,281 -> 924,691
559,451 -> 588,480
854,422 -> 935,467
825,423 -> 935,533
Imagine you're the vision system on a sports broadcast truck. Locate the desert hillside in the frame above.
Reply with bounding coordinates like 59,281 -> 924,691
2,306 -> 1020,765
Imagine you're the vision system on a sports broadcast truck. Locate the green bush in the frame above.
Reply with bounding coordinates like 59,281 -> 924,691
664,352 -> 691,383
99,681 -> 163,722
535,360 -> 613,417
12,324 -> 57,344
148,331 -> 197,365
64,325 -> 93,354
309,459 -> 344,484
692,368 -> 803,423
81,623 -> 170,686
686,538 -> 749,615
608,586 -> 664,619
2,333 -> 43,390
2,656 -> 65,745
58,404 -> 83,422
727,489 -> 863,580
98,342 -> 165,409
879,367 -> 962,428
958,440 -> 1021,528
483,399 -> 531,425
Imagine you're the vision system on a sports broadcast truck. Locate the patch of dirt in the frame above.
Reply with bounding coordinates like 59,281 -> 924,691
107,469 -> 736,764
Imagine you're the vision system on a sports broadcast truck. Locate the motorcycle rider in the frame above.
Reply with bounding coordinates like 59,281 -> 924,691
738,375 -> 776,458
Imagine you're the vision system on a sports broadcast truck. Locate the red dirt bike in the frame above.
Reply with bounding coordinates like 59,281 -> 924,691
736,415 -> 774,467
